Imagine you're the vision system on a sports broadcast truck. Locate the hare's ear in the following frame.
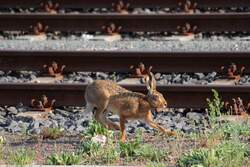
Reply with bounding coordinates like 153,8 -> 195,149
145,75 -> 152,94
149,72 -> 156,91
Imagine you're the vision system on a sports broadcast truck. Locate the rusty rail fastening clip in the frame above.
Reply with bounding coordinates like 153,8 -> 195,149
40,0 -> 59,14
112,0 -> 130,14
178,0 -> 197,14
102,23 -> 122,35
177,23 -> 198,35
43,61 -> 66,79
220,63 -> 245,81
224,97 -> 250,115
31,95 -> 56,112
129,62 -> 153,78
30,22 -> 48,35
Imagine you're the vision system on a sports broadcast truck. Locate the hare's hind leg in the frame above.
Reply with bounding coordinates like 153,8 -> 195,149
145,111 -> 176,136
119,115 -> 127,143
94,102 -> 120,130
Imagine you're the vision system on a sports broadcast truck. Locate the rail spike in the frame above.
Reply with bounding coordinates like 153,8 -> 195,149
220,63 -> 245,81
40,0 -> 59,14
177,22 -> 198,35
112,0 -> 130,14
102,23 -> 122,35
178,0 -> 197,13
43,61 -> 66,79
30,22 -> 48,36
31,95 -> 56,112
129,62 -> 153,78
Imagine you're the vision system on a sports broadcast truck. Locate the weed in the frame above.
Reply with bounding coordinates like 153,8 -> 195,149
215,141 -> 249,167
119,130 -> 142,158
136,144 -> 167,162
207,89 -> 224,128
47,152 -> 81,165
0,136 -> 5,160
177,140 -> 249,167
146,161 -> 166,167
7,148 -> 35,166
83,120 -> 113,138
80,139 -> 119,164
41,127 -> 64,140
80,140 -> 101,156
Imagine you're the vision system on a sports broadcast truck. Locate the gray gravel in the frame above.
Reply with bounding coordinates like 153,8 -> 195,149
1,71 -> 250,85
1,39 -> 250,52
0,105 -> 209,135
1,6 -> 250,14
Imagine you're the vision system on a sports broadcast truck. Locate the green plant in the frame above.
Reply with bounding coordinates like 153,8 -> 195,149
100,139 -> 120,164
215,141 -> 249,167
7,148 -> 35,166
207,89 -> 224,127
41,127 -> 64,139
136,144 -> 167,162
83,120 -> 113,138
47,152 -> 81,165
177,148 -> 210,167
177,140 -> 249,167
79,140 -> 101,156
146,161 -> 166,167
80,139 -> 119,164
0,136 -> 5,160
119,130 -> 142,158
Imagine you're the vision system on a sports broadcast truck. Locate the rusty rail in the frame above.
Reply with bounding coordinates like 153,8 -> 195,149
0,83 -> 249,108
0,13 -> 250,32
1,0 -> 250,9
0,50 -> 250,73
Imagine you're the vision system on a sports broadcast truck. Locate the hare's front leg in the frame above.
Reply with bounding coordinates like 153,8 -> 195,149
119,116 -> 127,143
145,111 -> 176,136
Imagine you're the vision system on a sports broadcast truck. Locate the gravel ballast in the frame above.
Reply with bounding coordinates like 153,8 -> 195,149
1,39 -> 250,52
0,105 -> 209,135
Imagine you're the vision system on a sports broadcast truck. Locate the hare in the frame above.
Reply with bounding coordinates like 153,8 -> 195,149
106,72 -> 176,142
85,79 -> 129,130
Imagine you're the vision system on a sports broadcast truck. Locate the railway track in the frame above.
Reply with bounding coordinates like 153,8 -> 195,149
1,0 -> 250,9
0,50 -> 249,73
0,13 -> 250,32
0,1 -> 249,111
1,83 -> 250,108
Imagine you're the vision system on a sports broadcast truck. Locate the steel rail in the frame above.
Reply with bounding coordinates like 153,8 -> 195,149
0,13 -> 250,32
1,0 -> 250,8
0,50 -> 249,73
0,83 -> 249,108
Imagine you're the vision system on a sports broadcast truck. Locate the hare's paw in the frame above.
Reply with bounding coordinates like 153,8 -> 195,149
166,131 -> 177,137
108,123 -> 121,130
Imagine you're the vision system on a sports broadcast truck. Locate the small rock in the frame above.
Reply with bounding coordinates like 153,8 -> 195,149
91,135 -> 107,146
7,107 -> 18,115
186,112 -> 203,123
96,72 -> 109,79
194,73 -> 205,80
6,120 -> 21,133
173,74 -> 182,83
0,115 -> 9,127
54,109 -> 70,117
154,73 -> 161,80
75,126 -> 86,132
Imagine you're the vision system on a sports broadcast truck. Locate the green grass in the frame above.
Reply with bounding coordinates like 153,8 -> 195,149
83,120 -> 113,138
7,148 -> 35,166
47,152 -> 81,165
41,127 -> 64,139
177,140 -> 249,167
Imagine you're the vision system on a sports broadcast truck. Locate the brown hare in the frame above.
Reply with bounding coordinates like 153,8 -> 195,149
85,79 -> 129,130
106,72 -> 176,142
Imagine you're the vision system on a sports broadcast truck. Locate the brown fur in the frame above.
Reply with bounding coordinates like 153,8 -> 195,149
85,73 -> 176,142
